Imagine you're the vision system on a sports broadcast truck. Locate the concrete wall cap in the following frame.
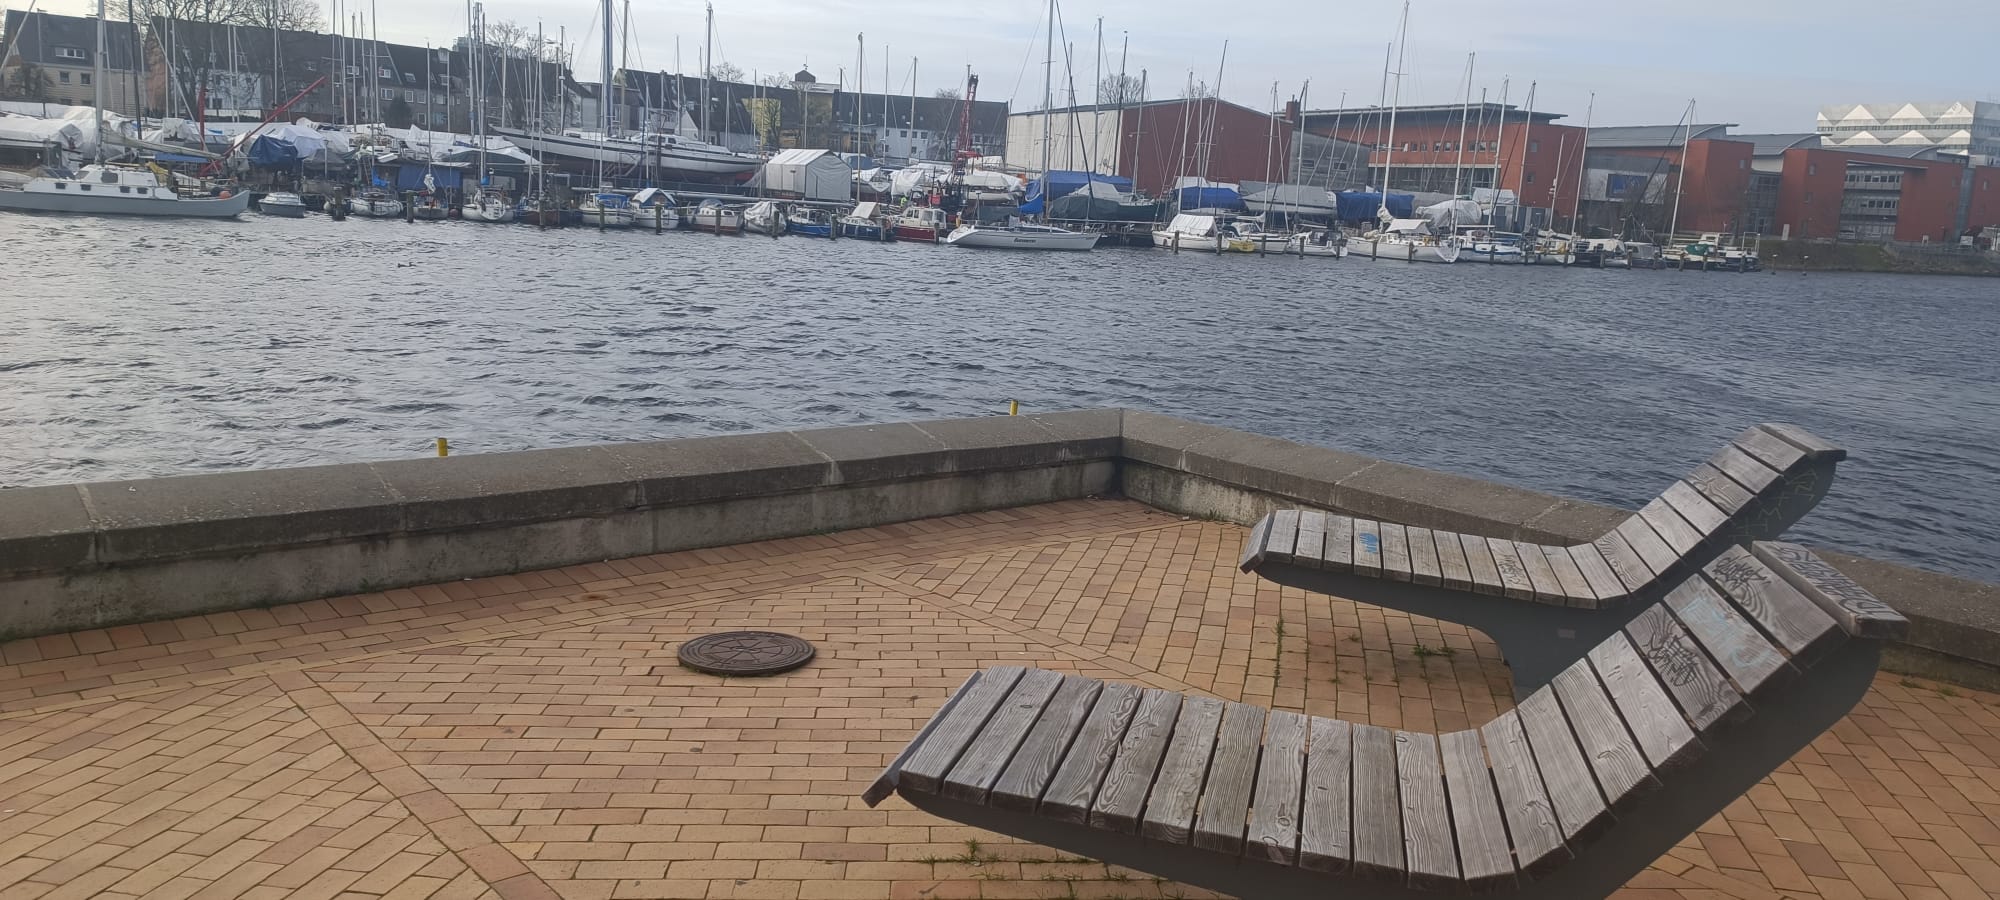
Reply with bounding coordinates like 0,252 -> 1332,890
370,445 -> 641,532
605,430 -> 833,506
0,485 -> 95,575
81,463 -> 405,562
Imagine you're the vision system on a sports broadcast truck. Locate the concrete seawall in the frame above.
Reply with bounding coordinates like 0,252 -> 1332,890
4,408 -> 1993,687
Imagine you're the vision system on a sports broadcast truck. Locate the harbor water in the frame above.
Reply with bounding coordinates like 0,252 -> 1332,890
2,214 -> 1995,583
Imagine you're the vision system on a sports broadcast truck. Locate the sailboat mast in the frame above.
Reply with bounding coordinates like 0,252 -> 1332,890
1452,52 -> 1473,197
908,57 -> 917,161
1200,42 -> 1226,180
1380,0 -> 1407,217
92,0 -> 105,162
881,44 -> 889,158
1293,80 -> 1308,187
1263,81 -> 1277,185
1133,69 -> 1146,193
1668,98 -> 1694,240
1040,0 -> 1052,183
1090,18 -> 1101,175
598,0 -> 611,134
856,33 -> 863,156
1572,91 -> 1592,231
1519,81 -> 1537,228
701,2 -> 712,143
1492,77 -> 1509,206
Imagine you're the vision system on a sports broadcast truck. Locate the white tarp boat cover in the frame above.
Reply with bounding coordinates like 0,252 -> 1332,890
1240,181 -> 1339,214
1382,218 -> 1434,235
1159,213 -> 1219,235
0,112 -> 84,153
1421,198 -> 1483,228
890,163 -> 951,197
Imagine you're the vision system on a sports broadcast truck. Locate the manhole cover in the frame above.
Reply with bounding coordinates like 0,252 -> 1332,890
677,631 -> 816,676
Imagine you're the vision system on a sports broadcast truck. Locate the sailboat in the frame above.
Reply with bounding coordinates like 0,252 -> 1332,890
945,0 -> 1097,251
460,4 -> 516,223
1349,2 -> 1458,264
0,0 -> 250,218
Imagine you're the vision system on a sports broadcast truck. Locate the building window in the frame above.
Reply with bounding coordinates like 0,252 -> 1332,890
55,47 -> 85,60
381,88 -> 394,100
80,73 -> 91,86
1808,164 -> 1816,176
404,73 -> 416,84
1529,139 -> 1539,153
378,67 -> 392,79
434,94 -> 446,105
58,71 -> 69,84
404,90 -> 415,101
1804,191 -> 1813,203
346,65 -> 359,76
1525,171 -> 1535,184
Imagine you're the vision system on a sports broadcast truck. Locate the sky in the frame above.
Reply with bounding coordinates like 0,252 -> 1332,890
22,0 -> 2000,132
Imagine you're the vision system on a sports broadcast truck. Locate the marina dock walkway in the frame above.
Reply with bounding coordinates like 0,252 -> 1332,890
1,500 -> 1995,900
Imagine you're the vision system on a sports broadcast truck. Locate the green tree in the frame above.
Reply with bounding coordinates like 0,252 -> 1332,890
1,62 -> 56,102
384,96 -> 413,128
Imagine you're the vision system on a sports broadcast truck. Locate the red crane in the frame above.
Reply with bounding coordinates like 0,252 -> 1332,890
952,72 -> 979,175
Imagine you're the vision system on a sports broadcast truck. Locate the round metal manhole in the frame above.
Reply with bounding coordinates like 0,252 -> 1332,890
677,631 -> 816,676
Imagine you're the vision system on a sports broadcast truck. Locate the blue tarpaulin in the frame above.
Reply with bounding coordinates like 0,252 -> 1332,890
1020,171 -> 1135,214
1175,186 -> 1245,212
247,136 -> 299,167
1334,191 -> 1415,222
392,166 -> 463,192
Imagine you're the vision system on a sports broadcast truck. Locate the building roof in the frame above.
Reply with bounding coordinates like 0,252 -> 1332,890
1585,123 -> 1733,148
2,10 -> 141,71
1301,101 -> 1565,125
1017,95 -> 1273,122
1732,133 -> 1820,156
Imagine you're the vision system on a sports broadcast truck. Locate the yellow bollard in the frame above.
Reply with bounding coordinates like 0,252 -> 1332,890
436,437 -> 449,457
1008,400 -> 1019,416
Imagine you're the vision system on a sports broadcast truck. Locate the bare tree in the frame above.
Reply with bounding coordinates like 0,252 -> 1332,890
1180,79 -> 1214,100
1098,73 -> 1142,105
239,0 -> 321,31
708,60 -> 743,84
758,73 -> 792,89
934,87 -> 961,100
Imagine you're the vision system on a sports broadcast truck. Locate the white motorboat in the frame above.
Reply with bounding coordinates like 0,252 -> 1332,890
630,188 -> 680,230
493,128 -> 761,179
891,206 -> 949,243
578,191 -> 634,228
945,221 -> 1099,251
257,191 -> 308,217
693,200 -> 743,234
461,189 -> 517,223
742,200 -> 783,235
351,189 -> 404,218
1284,229 -> 1348,258
0,164 -> 251,218
1151,214 -> 1259,253
1455,229 -> 1529,264
1350,218 -> 1461,263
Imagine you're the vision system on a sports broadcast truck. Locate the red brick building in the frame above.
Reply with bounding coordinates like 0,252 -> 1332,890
1772,147 -> 1966,242
1299,102 -> 1584,222
1004,98 -> 1297,195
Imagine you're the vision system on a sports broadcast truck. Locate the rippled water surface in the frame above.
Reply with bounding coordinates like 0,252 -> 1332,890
3,214 -> 1995,582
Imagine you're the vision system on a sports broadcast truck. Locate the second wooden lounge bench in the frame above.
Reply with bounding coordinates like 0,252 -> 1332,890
866,541 -> 1905,900
1240,423 -> 1845,695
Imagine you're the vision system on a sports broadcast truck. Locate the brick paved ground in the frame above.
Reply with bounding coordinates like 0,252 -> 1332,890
1,499 -> 1996,900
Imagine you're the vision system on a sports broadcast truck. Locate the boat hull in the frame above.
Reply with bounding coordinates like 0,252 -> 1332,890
352,198 -> 405,218
785,220 -> 833,238
462,203 -> 518,224
694,211 -> 744,234
838,221 -> 886,240
892,223 -> 942,243
493,128 -> 759,178
1350,238 -> 1460,263
258,197 -> 308,218
946,226 -> 1098,250
0,189 -> 252,218
412,205 -> 451,221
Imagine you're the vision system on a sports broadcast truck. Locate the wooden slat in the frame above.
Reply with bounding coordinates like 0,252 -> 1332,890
1540,545 -> 1596,607
1479,710 -> 1569,877
1550,661 -> 1656,809
1685,463 -> 1754,515
1567,544 -> 1626,607
1485,538 -> 1536,601
1406,526 -> 1442,586
1514,540 -> 1564,602
1192,702 -> 1266,854
1378,523 -> 1413,582
900,667 -> 1027,794
1395,731 -> 1459,890
1239,515 -> 1274,571
1752,542 -> 1910,640
1616,516 -> 1680,578
1593,531 -> 1656,593
1460,534 -> 1504,596
1662,480 -> 1729,538
867,671 -> 983,807
1734,428 -> 1807,473
1299,717 -> 1354,873
1139,696 -> 1225,843
1663,578 -> 1794,698
1588,632 -> 1700,770
1433,531 -> 1472,592
1294,510 -> 1328,568
1625,605 -> 1748,734
1516,686 -> 1612,844
1038,681 -> 1143,822
1267,510 -> 1302,563
1246,711 -> 1309,864
1353,519 -> 1384,578
1351,724 -> 1405,882
1639,499 -> 1704,556
1709,444 -> 1781,494
941,668 -> 1066,803
1090,689 -> 1185,833
989,676 -> 1105,811
1439,729 -> 1516,892
1758,422 -> 1845,461
1323,516 -> 1355,572
1704,547 -> 1843,658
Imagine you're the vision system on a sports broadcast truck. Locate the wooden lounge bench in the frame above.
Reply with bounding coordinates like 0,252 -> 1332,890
1240,423 -> 1846,695
866,541 -> 1905,900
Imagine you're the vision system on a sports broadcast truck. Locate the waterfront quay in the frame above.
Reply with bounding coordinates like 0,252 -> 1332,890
2,411 -> 1997,899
